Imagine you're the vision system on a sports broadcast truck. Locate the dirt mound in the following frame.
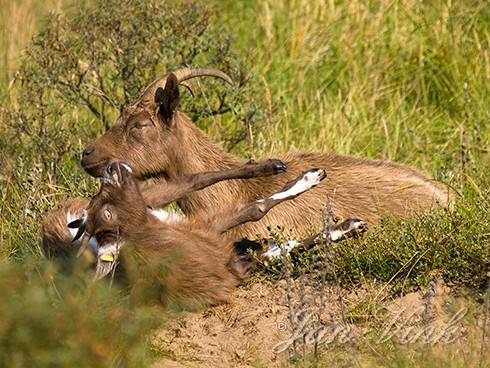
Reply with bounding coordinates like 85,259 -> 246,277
152,278 -> 484,367
153,278 -> 289,367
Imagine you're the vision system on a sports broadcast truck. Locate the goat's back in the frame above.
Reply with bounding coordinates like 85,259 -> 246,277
190,151 -> 451,239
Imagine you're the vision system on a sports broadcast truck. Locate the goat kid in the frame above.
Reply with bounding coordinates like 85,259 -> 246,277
41,159 -> 288,260
80,68 -> 452,240
76,162 -> 364,306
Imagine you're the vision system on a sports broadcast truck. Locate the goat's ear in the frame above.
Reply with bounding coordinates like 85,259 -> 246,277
155,73 -> 180,124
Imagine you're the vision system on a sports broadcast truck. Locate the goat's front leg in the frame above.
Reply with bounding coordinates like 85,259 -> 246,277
215,169 -> 326,234
142,159 -> 287,209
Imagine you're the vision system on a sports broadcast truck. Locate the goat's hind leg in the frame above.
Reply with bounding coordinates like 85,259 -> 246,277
232,218 -> 367,278
215,168 -> 327,234
261,218 -> 367,261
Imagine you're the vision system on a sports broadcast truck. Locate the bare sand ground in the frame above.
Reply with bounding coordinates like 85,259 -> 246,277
152,278 -> 486,367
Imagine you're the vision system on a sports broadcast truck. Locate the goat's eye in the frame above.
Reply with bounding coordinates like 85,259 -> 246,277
133,121 -> 150,129
103,209 -> 112,221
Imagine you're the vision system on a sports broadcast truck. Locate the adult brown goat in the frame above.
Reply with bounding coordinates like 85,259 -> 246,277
81,68 -> 451,240
78,161 -> 364,305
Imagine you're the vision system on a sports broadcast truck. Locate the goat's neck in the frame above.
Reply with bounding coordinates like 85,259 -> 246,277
127,212 -> 161,240
166,113 -> 246,214
167,113 -> 242,177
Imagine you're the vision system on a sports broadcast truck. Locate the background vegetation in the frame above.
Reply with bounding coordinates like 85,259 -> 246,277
0,0 -> 488,366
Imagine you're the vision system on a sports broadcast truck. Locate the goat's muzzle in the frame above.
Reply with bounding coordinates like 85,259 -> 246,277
80,144 -> 110,177
95,258 -> 117,279
81,158 -> 109,178
95,244 -> 121,279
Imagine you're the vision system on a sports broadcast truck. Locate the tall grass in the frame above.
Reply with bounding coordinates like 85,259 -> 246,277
218,0 -> 489,179
0,0 -> 64,99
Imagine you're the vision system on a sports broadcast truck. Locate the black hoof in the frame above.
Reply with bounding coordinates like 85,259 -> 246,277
272,160 -> 287,173
339,218 -> 368,233
303,168 -> 327,181
106,161 -> 119,175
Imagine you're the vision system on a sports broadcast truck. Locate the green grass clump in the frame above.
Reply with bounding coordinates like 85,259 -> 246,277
217,0 -> 489,175
0,258 -> 159,367
332,193 -> 489,292
259,184 -> 488,293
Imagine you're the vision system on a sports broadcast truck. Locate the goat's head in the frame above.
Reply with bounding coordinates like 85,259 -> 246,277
81,68 -> 233,178
77,162 -> 147,278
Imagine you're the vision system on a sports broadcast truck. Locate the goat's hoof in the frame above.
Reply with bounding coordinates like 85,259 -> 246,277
338,218 -> 368,236
271,159 -> 287,173
106,162 -> 119,175
303,168 -> 327,184
104,162 -> 134,187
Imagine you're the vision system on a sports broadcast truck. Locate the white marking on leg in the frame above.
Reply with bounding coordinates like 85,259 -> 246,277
102,171 -> 120,186
328,229 -> 344,242
329,219 -> 367,242
270,169 -> 325,200
262,240 -> 301,260
148,208 -> 182,223
113,172 -> 120,186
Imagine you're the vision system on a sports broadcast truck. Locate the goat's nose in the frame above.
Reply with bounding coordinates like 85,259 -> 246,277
83,145 -> 95,157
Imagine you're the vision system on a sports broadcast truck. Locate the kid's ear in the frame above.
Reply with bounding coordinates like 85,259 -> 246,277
155,73 -> 180,124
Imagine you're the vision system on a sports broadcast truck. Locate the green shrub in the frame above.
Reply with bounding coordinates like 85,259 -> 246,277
0,0 -> 254,259
331,194 -> 489,292
0,258 -> 160,367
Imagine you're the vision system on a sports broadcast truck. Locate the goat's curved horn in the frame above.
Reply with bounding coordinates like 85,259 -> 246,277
179,81 -> 195,97
171,68 -> 233,85
137,68 -> 233,105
